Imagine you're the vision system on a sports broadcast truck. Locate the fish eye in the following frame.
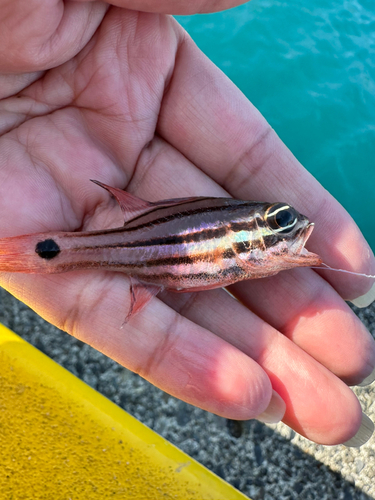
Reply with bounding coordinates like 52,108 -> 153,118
265,203 -> 298,234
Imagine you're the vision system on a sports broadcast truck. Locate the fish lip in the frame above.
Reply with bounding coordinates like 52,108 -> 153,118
291,221 -> 315,255
302,222 -> 314,246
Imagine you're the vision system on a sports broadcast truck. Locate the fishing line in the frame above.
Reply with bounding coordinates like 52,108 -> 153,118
310,262 -> 375,279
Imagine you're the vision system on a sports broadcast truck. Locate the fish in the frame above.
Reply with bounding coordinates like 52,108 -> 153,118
0,180 -> 323,321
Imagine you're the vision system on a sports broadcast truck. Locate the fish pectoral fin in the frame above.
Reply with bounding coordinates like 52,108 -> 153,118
231,245 -> 263,277
231,245 -> 252,269
123,278 -> 163,325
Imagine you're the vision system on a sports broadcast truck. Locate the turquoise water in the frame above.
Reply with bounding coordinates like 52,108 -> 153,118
176,0 -> 375,249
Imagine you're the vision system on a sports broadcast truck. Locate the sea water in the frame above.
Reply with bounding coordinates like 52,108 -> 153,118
176,0 -> 375,250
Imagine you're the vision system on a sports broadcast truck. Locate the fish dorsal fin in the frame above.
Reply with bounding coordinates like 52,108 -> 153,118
91,180 -> 155,222
91,180 -> 212,225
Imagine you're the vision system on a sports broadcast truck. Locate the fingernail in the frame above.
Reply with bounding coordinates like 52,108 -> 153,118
350,283 -> 375,308
342,413 -> 374,447
358,366 -> 375,387
257,390 -> 286,424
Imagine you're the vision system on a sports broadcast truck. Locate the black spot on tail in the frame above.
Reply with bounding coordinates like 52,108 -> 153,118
35,239 -> 60,260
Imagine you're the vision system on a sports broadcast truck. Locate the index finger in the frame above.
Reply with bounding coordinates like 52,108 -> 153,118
157,27 -> 375,302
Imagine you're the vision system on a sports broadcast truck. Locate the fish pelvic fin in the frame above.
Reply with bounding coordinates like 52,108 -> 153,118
122,277 -> 162,326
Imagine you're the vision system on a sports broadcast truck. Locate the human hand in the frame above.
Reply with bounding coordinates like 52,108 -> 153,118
1,0 -> 374,446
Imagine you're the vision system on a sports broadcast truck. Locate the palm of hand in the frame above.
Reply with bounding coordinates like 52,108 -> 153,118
1,3 -> 374,446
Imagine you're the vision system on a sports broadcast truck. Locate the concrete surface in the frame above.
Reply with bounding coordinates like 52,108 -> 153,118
0,287 -> 374,500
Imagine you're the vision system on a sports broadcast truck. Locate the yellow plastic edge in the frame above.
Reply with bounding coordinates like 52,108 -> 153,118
0,324 -> 250,500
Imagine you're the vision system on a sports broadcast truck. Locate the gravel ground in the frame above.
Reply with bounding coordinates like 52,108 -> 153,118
1,287 -> 374,500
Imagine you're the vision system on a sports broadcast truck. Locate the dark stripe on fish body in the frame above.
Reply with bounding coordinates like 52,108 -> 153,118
131,254 -> 199,268
135,248 -> 237,269
120,201 -> 256,233
122,226 -> 229,248
138,267 -> 244,284
69,249 -> 237,270
260,234 -> 279,248
53,262 -> 242,282
67,220 -> 260,252
67,225 -> 230,251
232,233 -> 279,254
124,196 -> 215,226
65,200 -> 263,240
121,215 -> 259,247
230,222 -> 256,232
222,248 -> 236,259
233,241 -> 251,254
65,199 -> 227,238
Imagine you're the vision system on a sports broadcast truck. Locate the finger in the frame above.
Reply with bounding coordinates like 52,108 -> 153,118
0,270 -> 275,421
0,0 -> 107,72
0,72 -> 43,100
157,29 -> 375,301
78,0 -> 250,15
230,269 -> 375,386
160,287 -> 363,445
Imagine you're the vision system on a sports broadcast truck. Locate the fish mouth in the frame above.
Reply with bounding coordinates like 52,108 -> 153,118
289,222 -> 315,255
291,222 -> 322,266
301,223 -> 315,252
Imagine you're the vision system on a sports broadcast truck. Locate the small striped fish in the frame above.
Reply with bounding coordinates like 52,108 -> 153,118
0,180 -> 323,320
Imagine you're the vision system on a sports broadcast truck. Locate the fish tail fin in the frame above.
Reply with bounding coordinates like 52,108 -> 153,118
0,233 -> 62,273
